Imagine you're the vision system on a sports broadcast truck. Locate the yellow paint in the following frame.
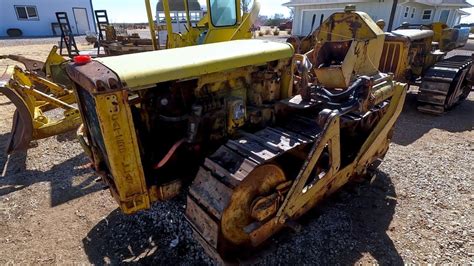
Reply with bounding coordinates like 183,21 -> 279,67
276,80 -> 407,224
431,22 -> 447,42
312,9 -> 385,88
379,40 -> 410,82
145,0 -> 158,50
44,46 -> 67,77
165,0 -> 260,48
96,40 -> 294,89
4,66 -> 81,142
95,92 -> 150,214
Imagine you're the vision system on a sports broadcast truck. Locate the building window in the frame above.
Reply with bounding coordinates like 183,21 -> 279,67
170,13 -> 176,22
190,12 -> 201,22
178,12 -> 187,22
403,7 -> 410,18
439,10 -> 450,23
422,9 -> 433,20
15,6 -> 38,20
410,7 -> 416,19
158,13 -> 166,23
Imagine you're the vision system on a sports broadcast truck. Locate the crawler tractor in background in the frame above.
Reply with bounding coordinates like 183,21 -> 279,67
379,22 -> 474,114
66,8 -> 406,262
289,8 -> 474,115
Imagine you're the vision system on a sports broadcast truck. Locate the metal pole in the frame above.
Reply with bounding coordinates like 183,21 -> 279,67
162,0 -> 174,48
387,0 -> 399,31
184,0 -> 191,30
145,0 -> 158,50
236,0 -> 242,22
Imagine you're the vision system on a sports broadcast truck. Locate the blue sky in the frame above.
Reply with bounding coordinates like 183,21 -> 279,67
93,0 -> 474,24
92,0 -> 291,23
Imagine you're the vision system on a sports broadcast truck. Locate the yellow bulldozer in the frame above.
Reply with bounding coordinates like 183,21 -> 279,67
0,0 -> 260,154
0,46 -> 81,153
289,7 -> 474,115
99,0 -> 260,54
379,22 -> 474,114
65,7 -> 406,262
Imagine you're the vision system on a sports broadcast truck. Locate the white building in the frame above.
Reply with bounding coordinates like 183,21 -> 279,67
284,0 -> 472,35
0,0 -> 96,37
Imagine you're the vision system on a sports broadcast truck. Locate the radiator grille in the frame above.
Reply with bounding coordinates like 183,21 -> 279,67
76,87 -> 111,173
379,42 -> 402,75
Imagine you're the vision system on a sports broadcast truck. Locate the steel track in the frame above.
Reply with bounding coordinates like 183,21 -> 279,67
418,55 -> 473,114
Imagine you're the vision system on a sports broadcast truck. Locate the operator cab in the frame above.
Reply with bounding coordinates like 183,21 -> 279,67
209,0 -> 238,27
156,0 -> 259,48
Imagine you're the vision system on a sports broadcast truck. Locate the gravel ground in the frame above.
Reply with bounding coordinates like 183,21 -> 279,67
0,39 -> 472,264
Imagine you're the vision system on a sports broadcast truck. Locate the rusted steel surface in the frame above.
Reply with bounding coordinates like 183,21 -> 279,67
250,193 -> 279,222
147,179 -> 183,202
66,61 -> 123,94
185,195 -> 220,248
189,167 -> 233,220
179,9 -> 405,262
186,121 -> 317,258
185,76 -> 403,260
0,86 -> 33,154
379,40 -> 409,81
0,55 -> 45,73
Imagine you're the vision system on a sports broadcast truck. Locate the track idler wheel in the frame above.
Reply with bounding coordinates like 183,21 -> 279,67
221,164 -> 286,246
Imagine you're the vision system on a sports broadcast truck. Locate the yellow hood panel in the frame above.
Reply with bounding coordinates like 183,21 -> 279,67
96,39 -> 294,89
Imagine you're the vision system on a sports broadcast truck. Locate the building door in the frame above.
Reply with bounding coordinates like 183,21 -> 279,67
439,10 -> 450,24
73,8 -> 90,34
301,9 -> 342,35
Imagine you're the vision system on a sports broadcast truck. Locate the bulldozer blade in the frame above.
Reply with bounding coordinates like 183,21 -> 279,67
0,86 -> 33,154
0,54 -> 45,73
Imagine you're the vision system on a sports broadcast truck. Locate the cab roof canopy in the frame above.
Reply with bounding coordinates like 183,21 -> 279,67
157,0 -> 202,11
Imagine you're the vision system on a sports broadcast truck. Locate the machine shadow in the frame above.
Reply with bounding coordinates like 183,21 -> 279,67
0,142 -> 102,207
392,92 -> 473,146
82,193 -> 212,265
56,130 -> 78,143
83,170 -> 402,265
